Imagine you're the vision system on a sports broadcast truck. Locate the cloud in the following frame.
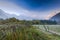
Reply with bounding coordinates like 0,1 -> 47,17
45,9 -> 60,20
0,1 -> 46,19
0,1 -> 60,20
0,1 -> 23,16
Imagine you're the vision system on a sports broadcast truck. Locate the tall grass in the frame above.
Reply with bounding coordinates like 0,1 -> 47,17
0,25 -> 60,40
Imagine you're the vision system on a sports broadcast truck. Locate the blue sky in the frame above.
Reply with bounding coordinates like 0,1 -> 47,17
11,0 -> 60,11
0,0 -> 60,20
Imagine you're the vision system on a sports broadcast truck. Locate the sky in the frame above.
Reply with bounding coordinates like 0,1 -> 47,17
0,0 -> 60,20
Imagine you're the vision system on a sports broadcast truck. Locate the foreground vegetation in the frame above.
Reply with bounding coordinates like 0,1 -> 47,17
0,25 -> 60,40
0,17 -> 60,40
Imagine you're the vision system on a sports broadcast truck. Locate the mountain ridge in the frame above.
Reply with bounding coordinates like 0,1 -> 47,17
0,9 -> 34,20
50,12 -> 60,24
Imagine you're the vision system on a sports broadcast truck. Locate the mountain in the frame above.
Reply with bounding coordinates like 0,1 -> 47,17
50,12 -> 60,24
0,9 -> 19,19
0,9 -> 8,19
0,9 -> 33,20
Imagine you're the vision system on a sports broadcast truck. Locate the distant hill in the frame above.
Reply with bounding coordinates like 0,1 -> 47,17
0,9 -> 16,19
0,9 -> 8,19
50,12 -> 60,24
0,9 -> 33,20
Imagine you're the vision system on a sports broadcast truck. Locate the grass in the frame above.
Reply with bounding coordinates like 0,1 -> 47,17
0,24 -> 60,40
33,25 -> 60,33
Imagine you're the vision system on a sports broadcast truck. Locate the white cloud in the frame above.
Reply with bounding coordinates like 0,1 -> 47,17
0,1 -> 45,19
0,1 -> 60,20
0,1 -> 23,16
45,9 -> 60,20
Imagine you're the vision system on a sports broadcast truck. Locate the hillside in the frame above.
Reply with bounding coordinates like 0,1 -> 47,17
50,12 -> 60,24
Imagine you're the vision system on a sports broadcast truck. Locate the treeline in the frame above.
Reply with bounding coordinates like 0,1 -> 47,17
31,20 -> 57,25
0,17 -> 57,25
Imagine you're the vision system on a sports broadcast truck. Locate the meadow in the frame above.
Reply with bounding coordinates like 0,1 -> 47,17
0,24 -> 60,40
33,25 -> 60,33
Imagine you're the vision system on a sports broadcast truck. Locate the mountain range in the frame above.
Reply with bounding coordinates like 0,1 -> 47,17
0,9 -> 60,24
0,9 -> 33,20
